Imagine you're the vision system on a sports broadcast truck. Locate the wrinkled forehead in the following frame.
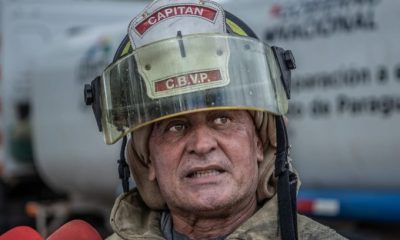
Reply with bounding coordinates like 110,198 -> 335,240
154,108 -> 254,123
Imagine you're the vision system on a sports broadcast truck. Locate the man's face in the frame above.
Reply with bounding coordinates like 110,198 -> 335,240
148,110 -> 263,216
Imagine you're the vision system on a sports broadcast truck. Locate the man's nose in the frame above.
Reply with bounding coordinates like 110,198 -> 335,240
186,125 -> 217,155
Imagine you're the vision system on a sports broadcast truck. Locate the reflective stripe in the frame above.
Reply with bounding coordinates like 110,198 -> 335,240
226,18 -> 248,36
297,199 -> 340,216
121,42 -> 131,57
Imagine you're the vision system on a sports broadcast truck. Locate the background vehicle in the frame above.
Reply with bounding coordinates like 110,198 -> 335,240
0,0 -> 147,235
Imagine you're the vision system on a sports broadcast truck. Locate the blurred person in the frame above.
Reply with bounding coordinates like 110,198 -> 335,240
84,0 -> 346,239
9,103 -> 34,164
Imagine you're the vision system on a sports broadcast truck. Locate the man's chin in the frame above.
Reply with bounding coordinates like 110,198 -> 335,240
185,186 -> 230,203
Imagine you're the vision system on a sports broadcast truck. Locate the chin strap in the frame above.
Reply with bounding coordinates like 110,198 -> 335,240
275,116 -> 298,240
118,136 -> 131,193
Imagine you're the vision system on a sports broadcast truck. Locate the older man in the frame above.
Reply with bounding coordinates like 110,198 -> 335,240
148,110 -> 262,238
85,0 -> 346,239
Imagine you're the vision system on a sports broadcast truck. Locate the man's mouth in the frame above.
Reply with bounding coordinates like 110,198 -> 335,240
187,169 -> 225,178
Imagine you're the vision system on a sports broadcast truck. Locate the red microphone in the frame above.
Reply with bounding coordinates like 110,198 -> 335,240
47,219 -> 102,240
0,226 -> 43,240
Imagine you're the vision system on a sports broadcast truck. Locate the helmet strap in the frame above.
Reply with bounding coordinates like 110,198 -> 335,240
275,115 -> 298,240
118,136 -> 131,193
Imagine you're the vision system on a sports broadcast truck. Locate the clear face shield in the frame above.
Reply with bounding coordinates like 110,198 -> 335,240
85,33 -> 292,144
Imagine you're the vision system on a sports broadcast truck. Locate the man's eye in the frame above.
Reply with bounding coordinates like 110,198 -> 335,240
167,123 -> 186,132
214,116 -> 230,125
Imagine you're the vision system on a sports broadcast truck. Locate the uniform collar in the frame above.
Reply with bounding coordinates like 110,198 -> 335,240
110,189 -> 280,239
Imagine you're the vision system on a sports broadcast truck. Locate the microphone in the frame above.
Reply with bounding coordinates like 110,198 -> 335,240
0,226 -> 43,240
47,219 -> 102,240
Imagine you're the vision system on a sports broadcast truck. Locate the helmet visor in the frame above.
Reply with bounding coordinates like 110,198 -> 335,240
101,33 -> 287,144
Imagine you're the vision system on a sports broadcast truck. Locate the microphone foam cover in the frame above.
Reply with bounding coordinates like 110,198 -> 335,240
47,219 -> 102,240
0,226 -> 43,240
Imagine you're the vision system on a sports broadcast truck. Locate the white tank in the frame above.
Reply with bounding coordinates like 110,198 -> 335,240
31,24 -> 128,202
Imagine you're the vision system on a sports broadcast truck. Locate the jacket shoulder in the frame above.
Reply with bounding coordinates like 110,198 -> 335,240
105,233 -> 123,240
298,214 -> 348,240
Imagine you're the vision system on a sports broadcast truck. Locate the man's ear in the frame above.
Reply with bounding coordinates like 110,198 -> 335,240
256,135 -> 264,162
148,157 -> 156,181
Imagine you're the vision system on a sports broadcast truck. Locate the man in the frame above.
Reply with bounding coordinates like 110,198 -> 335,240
85,0 -> 346,239
147,110 -> 264,238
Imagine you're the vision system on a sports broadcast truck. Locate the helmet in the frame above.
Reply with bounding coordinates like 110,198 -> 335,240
84,1 -> 297,239
84,0 -> 294,145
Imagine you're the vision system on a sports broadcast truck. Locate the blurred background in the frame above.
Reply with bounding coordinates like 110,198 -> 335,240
0,0 -> 399,239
